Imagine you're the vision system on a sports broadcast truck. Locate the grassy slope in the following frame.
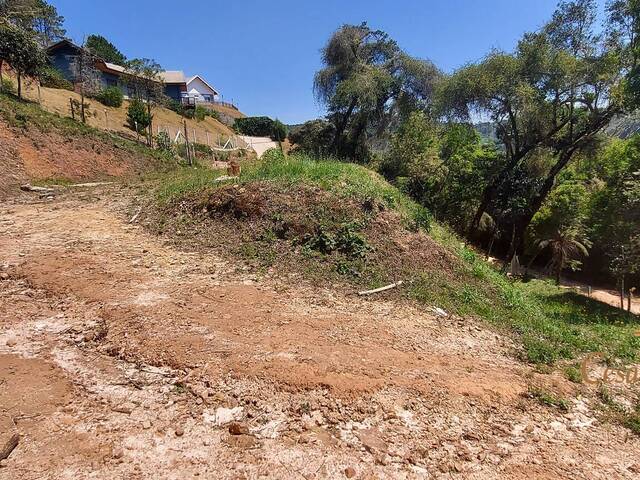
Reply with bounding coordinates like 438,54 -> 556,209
150,152 -> 640,367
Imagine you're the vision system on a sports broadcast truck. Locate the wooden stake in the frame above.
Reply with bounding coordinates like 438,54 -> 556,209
0,433 -> 19,461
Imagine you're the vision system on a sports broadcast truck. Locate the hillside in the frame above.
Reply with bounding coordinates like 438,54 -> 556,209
0,93 -> 165,198
4,70 -> 242,146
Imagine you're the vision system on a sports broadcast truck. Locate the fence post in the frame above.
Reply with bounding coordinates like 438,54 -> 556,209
183,119 -> 192,166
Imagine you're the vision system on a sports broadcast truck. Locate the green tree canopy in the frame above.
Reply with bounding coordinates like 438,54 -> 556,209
0,20 -> 47,97
86,34 -> 127,65
314,22 -> 441,162
0,0 -> 65,46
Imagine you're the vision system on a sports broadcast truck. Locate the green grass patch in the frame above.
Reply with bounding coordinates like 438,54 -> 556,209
416,228 -> 640,364
526,386 -> 570,412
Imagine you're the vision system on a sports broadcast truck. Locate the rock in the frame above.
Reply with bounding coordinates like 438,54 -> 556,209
112,403 -> 134,414
228,422 -> 249,435
344,466 -> 356,478
0,459 -> 7,468
0,273 -> 9,281
175,426 -> 184,437
5,338 -> 16,348
111,448 -> 123,459
142,420 -> 152,430
629,463 -> 640,473
357,429 -> 387,455
226,434 -> 256,449
213,406 -> 244,426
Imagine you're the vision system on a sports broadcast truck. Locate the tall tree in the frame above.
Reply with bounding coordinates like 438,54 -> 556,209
86,34 -> 127,65
440,0 -> 636,265
0,0 -> 65,46
314,23 -> 440,161
0,20 -> 47,98
125,58 -> 165,145
69,46 -> 101,123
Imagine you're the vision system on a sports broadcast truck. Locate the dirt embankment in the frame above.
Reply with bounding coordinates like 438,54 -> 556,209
0,119 -> 159,198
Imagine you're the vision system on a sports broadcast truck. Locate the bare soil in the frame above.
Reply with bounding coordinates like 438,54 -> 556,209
1,186 -> 640,479
0,119 -> 158,199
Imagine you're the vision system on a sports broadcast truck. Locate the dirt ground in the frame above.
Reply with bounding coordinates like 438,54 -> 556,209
1,186 -> 640,479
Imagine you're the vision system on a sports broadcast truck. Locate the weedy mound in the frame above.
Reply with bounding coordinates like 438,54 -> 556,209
154,179 -> 458,287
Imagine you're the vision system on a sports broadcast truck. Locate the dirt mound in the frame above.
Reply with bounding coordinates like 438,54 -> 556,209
0,119 -> 158,198
151,181 -> 459,291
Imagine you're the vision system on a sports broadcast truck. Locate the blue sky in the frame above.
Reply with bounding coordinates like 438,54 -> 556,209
51,0 -> 605,124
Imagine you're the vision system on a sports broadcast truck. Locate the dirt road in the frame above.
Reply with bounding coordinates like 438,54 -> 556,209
1,188 -> 639,479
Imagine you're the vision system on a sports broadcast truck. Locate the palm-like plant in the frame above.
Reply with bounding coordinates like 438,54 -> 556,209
535,227 -> 591,285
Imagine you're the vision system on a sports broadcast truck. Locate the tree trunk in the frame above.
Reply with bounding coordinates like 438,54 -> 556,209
17,71 -> 22,99
0,60 -> 4,90
620,275 -> 625,310
330,98 -> 357,155
147,100 -> 153,147
468,148 -> 532,236
80,90 -> 86,123
504,149 -> 576,266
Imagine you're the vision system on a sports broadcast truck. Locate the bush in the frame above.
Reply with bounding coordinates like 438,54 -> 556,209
1,78 -> 16,95
194,105 -> 207,121
96,86 -> 123,107
39,67 -> 73,90
234,116 -> 288,141
127,99 -> 151,133
289,119 -> 335,156
155,131 -> 173,153
272,119 -> 288,142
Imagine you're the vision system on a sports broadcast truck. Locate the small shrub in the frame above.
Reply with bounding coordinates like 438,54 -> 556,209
194,105 -> 207,121
127,99 -> 151,133
155,131 -> 173,153
527,386 -> 570,412
96,86 -> 123,107
1,78 -> 15,95
39,67 -> 73,90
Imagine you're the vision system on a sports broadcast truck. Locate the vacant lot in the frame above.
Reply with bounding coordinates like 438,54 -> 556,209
1,186 -> 640,479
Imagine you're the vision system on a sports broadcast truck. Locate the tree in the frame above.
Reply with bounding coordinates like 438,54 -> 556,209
69,46 -> 101,123
535,227 -> 591,284
0,0 -> 65,46
125,58 -> 164,145
0,20 -> 47,98
289,119 -> 335,157
586,136 -> 640,304
380,111 -> 445,207
86,34 -> 126,65
314,23 -> 440,162
440,0 -> 635,265
127,98 -> 151,134
272,119 -> 287,142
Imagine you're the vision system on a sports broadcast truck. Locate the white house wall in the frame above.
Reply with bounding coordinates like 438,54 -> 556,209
186,77 -> 217,101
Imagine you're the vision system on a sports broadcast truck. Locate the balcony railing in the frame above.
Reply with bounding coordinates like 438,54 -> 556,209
180,95 -> 238,110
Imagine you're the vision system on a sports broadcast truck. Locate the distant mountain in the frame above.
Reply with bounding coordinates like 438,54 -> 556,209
474,113 -> 640,144
605,112 -> 640,139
